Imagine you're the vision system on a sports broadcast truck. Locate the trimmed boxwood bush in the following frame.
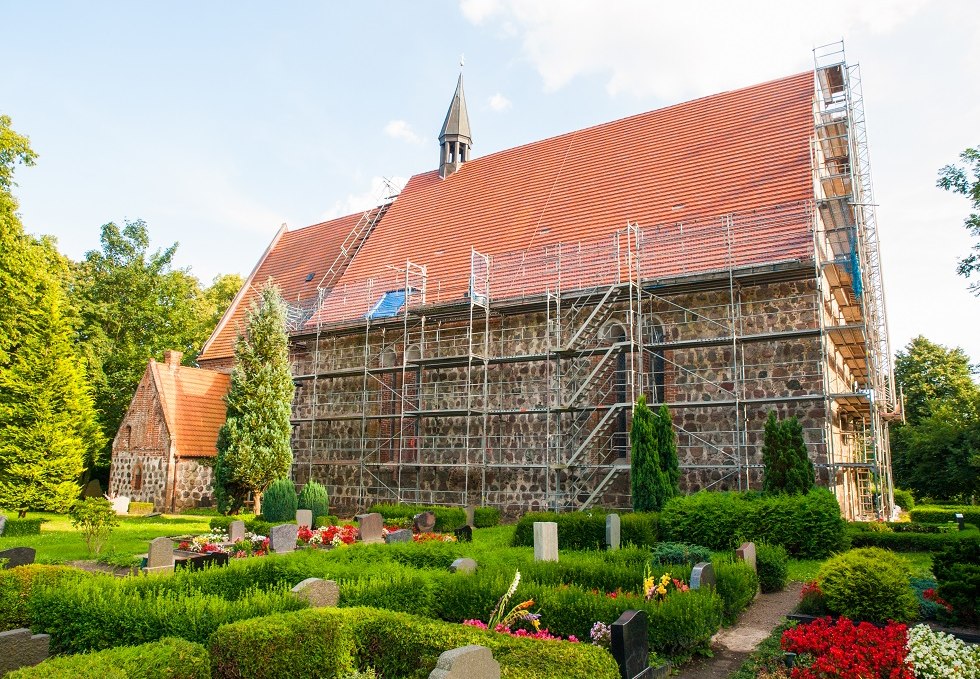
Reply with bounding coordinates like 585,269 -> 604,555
473,506 -> 501,527
817,547 -> 918,623
512,512 -> 658,550
210,605 -> 620,679
714,559 -> 759,624
756,543 -> 788,593
650,542 -> 711,566
128,501 -> 154,515
660,489 -> 846,558
297,481 -> 330,522
2,517 -> 43,536
261,478 -> 298,523
0,565 -> 89,631
892,488 -> 915,512
368,504 -> 467,532
7,637 -> 210,679
847,524 -> 980,552
933,541 -> 980,624
911,505 -> 980,526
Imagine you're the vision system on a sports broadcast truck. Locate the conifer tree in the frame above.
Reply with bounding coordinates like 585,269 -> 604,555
761,411 -> 788,493
761,411 -> 814,494
631,395 -> 657,512
214,281 -> 294,514
655,403 -> 680,503
782,416 -> 815,494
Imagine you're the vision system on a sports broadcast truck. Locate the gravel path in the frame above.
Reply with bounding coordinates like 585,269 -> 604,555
673,582 -> 802,679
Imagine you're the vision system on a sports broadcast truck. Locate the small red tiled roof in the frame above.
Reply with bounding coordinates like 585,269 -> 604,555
152,361 -> 230,458
316,71 -> 814,318
199,212 -> 364,361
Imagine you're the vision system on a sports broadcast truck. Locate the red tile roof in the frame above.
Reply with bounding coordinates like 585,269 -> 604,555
306,71 -> 815,325
151,361 -> 230,458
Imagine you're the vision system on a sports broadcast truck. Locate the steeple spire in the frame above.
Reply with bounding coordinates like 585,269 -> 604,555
438,73 -> 473,178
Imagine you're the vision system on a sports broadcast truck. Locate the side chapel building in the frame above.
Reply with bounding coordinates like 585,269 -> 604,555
118,43 -> 897,519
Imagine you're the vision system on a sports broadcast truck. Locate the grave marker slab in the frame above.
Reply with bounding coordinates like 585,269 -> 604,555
291,577 -> 340,607
296,509 -> 313,529
82,479 -> 102,498
143,537 -> 174,573
465,505 -> 476,527
611,609 -> 653,679
0,514 -> 6,537
107,495 -> 130,515
955,513 -> 965,531
454,525 -> 473,542
450,558 -> 478,574
690,562 -> 716,590
606,513 -> 621,551
0,547 -> 36,569
429,645 -> 500,679
269,523 -> 299,553
533,521 -> 558,562
356,513 -> 384,544
735,542 -> 757,573
176,551 -> 229,571
414,511 -> 436,533
228,520 -> 246,544
384,528 -> 413,544
0,628 -> 50,675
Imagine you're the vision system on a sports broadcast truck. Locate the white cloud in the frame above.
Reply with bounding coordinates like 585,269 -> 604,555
459,0 -> 928,100
384,119 -> 423,144
488,92 -> 512,111
321,176 -> 409,221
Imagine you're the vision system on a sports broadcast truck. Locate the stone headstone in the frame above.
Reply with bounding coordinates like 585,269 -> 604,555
414,510 -> 436,533
465,505 -> 476,527
533,521 -> 558,562
296,509 -> 313,529
291,577 -> 340,607
269,523 -> 299,553
176,551 -> 229,571
356,513 -> 384,544
736,542 -> 757,573
450,558 -> 478,574
82,479 -> 102,498
143,537 -> 174,573
384,528 -> 413,544
145,511 -> 162,518
606,513 -> 621,551
0,514 -> 6,537
228,519 -> 246,544
0,628 -> 50,675
611,609 -> 652,679
429,645 -> 500,679
955,513 -> 965,531
107,494 -> 130,515
454,525 -> 473,543
0,547 -> 36,569
690,562 -> 716,590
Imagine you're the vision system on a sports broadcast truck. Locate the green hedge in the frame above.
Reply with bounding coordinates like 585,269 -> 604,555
715,559 -> 758,624
211,605 -> 620,679
368,504 -> 467,532
892,488 -> 915,511
127,502 -> 154,516
512,512 -> 659,550
208,515 -> 275,537
0,565 -> 89,631
911,506 -> 980,526
473,507 -> 501,527
2,517 -> 43,536
7,637 -> 210,679
659,489 -> 846,558
847,525 -> 980,552
756,543 -> 788,593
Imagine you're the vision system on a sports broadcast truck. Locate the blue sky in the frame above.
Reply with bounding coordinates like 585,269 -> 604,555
5,1 -> 980,363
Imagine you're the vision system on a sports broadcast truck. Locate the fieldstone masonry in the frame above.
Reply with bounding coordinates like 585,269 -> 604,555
291,578 -> 339,607
533,521 -> 558,562
0,629 -> 51,675
429,645 -> 500,679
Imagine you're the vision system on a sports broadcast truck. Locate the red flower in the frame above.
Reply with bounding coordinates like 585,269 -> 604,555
781,617 -> 913,679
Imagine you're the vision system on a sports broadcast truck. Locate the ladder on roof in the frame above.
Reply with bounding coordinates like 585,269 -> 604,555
316,199 -> 393,293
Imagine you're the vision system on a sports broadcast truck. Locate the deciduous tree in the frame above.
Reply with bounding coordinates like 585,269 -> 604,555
938,146 -> 980,294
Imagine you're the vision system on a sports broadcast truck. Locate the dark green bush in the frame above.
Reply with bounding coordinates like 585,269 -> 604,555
621,513 -> 659,546
650,542 -> 711,566
911,506 -> 980,526
933,540 -> 980,624
659,493 -> 742,550
6,637 -> 211,679
0,565 -> 89,631
298,481 -> 330,522
756,543 -> 788,593
368,504 -> 467,532
3,517 -> 43,536
387,540 -> 461,570
473,506 -> 501,527
316,514 -> 339,527
210,606 -> 620,679
512,512 -> 658,550
714,559 -> 759,624
892,488 -> 915,512
847,525 -> 980,552
261,478 -> 298,523
817,547 -> 918,623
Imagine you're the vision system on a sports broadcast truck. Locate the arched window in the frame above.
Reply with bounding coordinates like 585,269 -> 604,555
123,425 -> 133,450
132,463 -> 143,492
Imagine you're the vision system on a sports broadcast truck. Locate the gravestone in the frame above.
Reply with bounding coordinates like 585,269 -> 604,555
296,509 -> 313,529
690,562 -> 716,590
414,511 -> 436,533
384,528 -> 413,544
291,577 -> 340,607
0,628 -> 51,675
606,513 -> 621,551
465,505 -> 476,527
82,479 -> 102,498
429,645 -> 500,679
228,520 -> 246,544
107,495 -> 130,515
176,551 -> 229,571
356,513 -> 384,544
0,514 -> 6,537
533,521 -> 558,562
0,547 -> 36,569
736,542 -> 757,573
955,513 -> 965,531
454,525 -> 473,542
611,609 -> 653,679
269,523 -> 299,553
143,537 -> 174,573
450,558 -> 478,574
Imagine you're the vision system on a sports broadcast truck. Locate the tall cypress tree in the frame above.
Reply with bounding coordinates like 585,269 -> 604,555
214,281 -> 295,514
761,411 -> 787,493
762,412 -> 814,494
782,417 -> 815,494
631,395 -> 657,511
655,403 -> 680,503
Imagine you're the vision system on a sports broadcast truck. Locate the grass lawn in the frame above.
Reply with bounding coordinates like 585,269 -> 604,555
787,550 -> 933,583
0,512 -> 212,566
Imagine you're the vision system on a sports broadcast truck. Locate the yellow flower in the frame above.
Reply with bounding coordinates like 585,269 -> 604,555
660,574 -> 671,586
532,618 -> 541,631
656,584 -> 667,595
644,576 -> 655,595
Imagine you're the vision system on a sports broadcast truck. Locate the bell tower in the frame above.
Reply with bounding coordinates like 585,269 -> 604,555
438,74 -> 472,178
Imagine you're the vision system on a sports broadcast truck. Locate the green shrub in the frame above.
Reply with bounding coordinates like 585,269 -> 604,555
650,542 -> 711,566
0,565 -> 89,631
368,504 -> 467,532
512,512 -> 658,550
298,481 -> 330,521
755,543 -> 788,593
817,547 -> 918,623
210,606 -> 620,679
933,541 -> 980,624
128,502 -> 154,515
911,506 -> 980,526
69,498 -> 120,556
714,559 -> 759,624
261,478 -> 298,523
621,513 -> 659,546
473,506 -> 501,528
6,637 -> 210,679
316,514 -> 339,527
847,525 -> 980,552
2,517 -> 43,536
892,488 -> 915,512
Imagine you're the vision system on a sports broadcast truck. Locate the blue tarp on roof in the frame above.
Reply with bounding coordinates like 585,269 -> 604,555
366,289 -> 408,319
